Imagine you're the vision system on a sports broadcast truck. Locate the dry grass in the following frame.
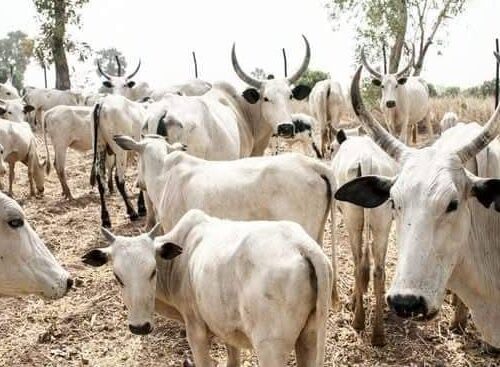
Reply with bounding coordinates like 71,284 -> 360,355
429,96 -> 495,128
0,127 -> 498,366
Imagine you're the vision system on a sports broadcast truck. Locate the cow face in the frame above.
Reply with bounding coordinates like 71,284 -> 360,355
0,99 -> 35,122
0,192 -> 72,298
97,60 -> 142,100
372,74 -> 407,109
82,225 -> 182,335
243,79 -> 311,137
0,82 -> 20,100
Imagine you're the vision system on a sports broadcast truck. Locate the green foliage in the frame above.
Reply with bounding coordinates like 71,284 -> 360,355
361,77 -> 381,109
296,69 -> 329,89
464,80 -> 497,98
427,82 -> 438,98
0,31 -> 34,90
250,68 -> 267,80
96,48 -> 127,76
441,86 -> 461,97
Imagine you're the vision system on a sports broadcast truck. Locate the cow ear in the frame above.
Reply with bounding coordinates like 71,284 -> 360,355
102,81 -> 113,89
336,129 -> 347,144
127,81 -> 136,88
397,77 -> 408,85
23,104 -> 35,113
155,241 -> 183,260
292,85 -> 311,100
113,135 -> 146,153
470,178 -> 500,212
335,175 -> 394,208
0,107 -> 6,115
82,248 -> 111,267
242,88 -> 260,104
372,79 -> 382,87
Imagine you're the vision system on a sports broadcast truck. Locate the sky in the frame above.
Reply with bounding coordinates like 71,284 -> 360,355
1,0 -> 499,92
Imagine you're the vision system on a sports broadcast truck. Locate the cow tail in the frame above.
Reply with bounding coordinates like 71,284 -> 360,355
359,157 -> 372,293
42,111 -> 51,175
90,103 -> 102,187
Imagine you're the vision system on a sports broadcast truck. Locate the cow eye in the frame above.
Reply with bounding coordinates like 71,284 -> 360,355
7,112 -> 12,115
389,199 -> 395,210
150,269 -> 157,280
6,92 -> 11,96
8,218 -> 24,228
263,97 -> 270,102
289,94 -> 293,100
114,272 -> 124,287
446,200 -> 458,213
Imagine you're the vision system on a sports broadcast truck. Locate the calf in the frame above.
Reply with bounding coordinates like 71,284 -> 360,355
0,98 -> 35,122
0,120 -> 47,196
83,209 -> 333,366
331,133 -> 397,346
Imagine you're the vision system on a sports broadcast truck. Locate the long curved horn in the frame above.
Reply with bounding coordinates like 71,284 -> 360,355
97,61 -> 111,80
455,99 -> 500,164
192,51 -> 199,78
126,59 -> 142,80
360,47 -> 382,80
495,51 -> 500,64
287,35 -> 311,84
396,44 -> 415,78
231,43 -> 262,88
115,55 -> 122,76
351,65 -> 410,161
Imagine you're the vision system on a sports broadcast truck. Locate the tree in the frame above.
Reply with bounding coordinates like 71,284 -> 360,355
95,48 -> 127,76
33,0 -> 91,90
327,0 -> 467,75
0,31 -> 34,90
296,69 -> 329,89
250,68 -> 268,80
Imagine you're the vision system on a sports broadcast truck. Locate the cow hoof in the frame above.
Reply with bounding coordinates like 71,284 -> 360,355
138,208 -> 147,217
102,218 -> 112,228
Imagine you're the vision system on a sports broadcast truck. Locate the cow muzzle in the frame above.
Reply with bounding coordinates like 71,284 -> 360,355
386,100 -> 396,109
129,322 -> 152,335
277,123 -> 295,138
387,293 -> 436,320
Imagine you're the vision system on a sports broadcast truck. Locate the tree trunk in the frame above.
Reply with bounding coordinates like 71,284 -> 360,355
52,0 -> 70,90
388,0 -> 408,73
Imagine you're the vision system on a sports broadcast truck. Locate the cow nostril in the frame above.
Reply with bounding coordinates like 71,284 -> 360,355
129,322 -> 152,335
66,278 -> 74,290
386,101 -> 396,108
388,294 -> 427,318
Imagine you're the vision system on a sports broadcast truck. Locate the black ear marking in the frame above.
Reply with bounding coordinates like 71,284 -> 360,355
336,129 -> 347,144
471,179 -> 500,212
102,81 -> 113,89
23,105 -> 35,113
159,242 -> 183,260
335,175 -> 394,208
242,88 -> 260,104
82,249 -> 109,267
397,77 -> 408,85
126,81 -> 136,88
0,107 -> 6,115
372,79 -> 382,87
292,85 -> 311,100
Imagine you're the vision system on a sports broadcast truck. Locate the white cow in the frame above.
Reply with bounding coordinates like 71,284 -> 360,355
331,133 -> 396,346
0,191 -> 73,298
0,120 -> 47,196
0,74 -> 20,100
42,105 -> 114,199
148,79 -> 212,100
361,48 -> 433,144
83,209 -> 333,366
0,98 -> 35,122
309,78 -> 345,157
23,86 -> 83,126
335,64 -> 500,348
439,112 -> 459,134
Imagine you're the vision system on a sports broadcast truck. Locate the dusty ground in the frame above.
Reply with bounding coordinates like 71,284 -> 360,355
0,136 -> 499,367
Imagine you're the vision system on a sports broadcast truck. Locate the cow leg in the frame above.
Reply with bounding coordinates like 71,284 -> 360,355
185,321 -> 214,367
226,345 -> 240,367
400,119 -> 409,144
96,173 -> 111,228
54,147 -> 73,200
450,294 -> 468,332
27,159 -> 36,197
321,127 -> 329,158
370,210 -> 391,346
424,114 -> 434,141
8,162 -> 15,197
105,153 -> 115,194
344,205 -> 367,331
295,312 -> 318,367
114,151 -> 138,221
137,190 -> 147,217
255,340 -> 289,367
144,192 -> 157,230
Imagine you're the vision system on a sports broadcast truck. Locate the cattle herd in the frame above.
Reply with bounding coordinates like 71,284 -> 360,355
0,36 -> 500,366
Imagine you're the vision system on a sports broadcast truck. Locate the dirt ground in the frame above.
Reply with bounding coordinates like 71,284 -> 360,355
0,136 -> 499,367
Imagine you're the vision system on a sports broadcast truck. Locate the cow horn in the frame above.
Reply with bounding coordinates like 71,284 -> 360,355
287,35 -> 311,84
360,47 -> 383,80
115,55 -> 122,76
126,59 -> 142,80
97,61 -> 111,80
495,51 -> 500,64
231,43 -> 262,88
351,65 -> 409,162
455,98 -> 500,164
396,44 -> 415,78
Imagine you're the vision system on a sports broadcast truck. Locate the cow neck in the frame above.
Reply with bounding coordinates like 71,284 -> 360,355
241,101 -> 273,157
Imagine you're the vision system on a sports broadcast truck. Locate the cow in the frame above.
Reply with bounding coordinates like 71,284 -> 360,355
334,64 -> 500,348
331,132 -> 397,346
0,70 -> 20,100
42,105 -> 114,199
309,78 -> 345,157
0,191 -> 72,298
361,48 -> 433,144
439,112 -> 459,134
23,86 -> 83,126
0,98 -> 35,122
83,209 -> 333,366
148,79 -> 212,100
268,113 -> 322,158
0,120 -> 47,197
